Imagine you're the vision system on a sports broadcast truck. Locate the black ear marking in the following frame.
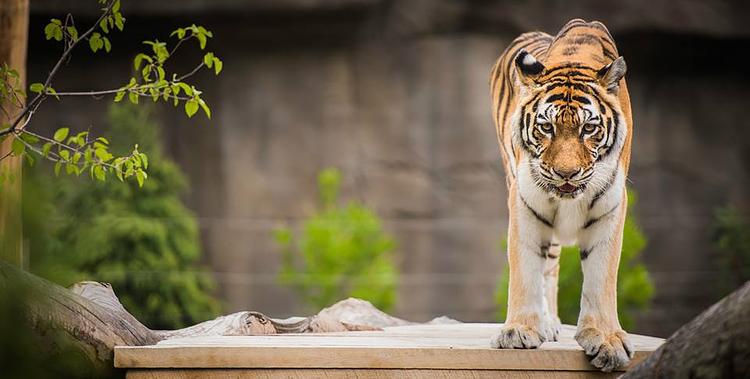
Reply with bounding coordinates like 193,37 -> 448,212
515,49 -> 545,79
597,56 -> 627,92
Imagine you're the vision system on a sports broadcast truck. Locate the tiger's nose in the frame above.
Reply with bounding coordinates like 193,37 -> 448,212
555,168 -> 580,180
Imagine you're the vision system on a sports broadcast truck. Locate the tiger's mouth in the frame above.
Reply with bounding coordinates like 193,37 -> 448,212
557,183 -> 578,193
552,182 -> 585,197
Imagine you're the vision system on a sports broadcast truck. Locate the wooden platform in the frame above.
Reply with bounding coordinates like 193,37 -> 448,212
115,323 -> 664,378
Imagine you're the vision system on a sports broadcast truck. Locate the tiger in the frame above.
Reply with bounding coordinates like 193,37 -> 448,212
488,19 -> 634,372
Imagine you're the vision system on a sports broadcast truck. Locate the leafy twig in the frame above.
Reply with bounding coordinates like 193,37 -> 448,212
0,0 -> 117,137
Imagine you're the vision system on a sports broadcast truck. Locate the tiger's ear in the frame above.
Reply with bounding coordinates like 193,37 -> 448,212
597,56 -> 627,93
515,50 -> 545,85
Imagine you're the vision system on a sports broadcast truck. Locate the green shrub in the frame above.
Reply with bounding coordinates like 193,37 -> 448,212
713,207 -> 750,296
275,168 -> 398,312
495,190 -> 654,329
22,103 -> 219,329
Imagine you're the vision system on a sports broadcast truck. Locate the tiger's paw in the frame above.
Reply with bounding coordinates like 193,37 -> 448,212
545,315 -> 561,342
490,323 -> 544,349
575,327 -> 634,372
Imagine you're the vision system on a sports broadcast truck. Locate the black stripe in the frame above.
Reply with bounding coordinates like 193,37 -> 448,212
547,93 -> 565,102
583,201 -> 620,229
539,243 -> 550,258
545,82 -> 592,93
580,248 -> 591,260
572,96 -> 590,104
520,195 -> 553,227
598,114 -> 619,161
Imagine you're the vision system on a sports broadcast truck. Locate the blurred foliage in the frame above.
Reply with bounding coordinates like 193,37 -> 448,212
495,189 -> 654,329
22,103 -> 219,329
713,207 -> 750,296
275,168 -> 398,312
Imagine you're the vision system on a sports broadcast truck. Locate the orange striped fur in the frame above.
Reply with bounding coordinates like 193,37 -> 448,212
488,19 -> 634,373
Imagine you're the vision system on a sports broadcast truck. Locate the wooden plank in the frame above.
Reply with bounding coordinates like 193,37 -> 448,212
126,368 -> 622,379
115,323 -> 663,372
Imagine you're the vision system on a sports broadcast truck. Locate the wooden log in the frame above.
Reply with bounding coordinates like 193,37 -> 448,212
621,280 -> 750,378
0,260 -> 418,373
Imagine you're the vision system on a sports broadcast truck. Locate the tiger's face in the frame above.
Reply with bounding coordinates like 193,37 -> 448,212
514,50 -> 627,198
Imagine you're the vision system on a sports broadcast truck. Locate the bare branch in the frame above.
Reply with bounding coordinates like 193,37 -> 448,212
175,62 -> 205,82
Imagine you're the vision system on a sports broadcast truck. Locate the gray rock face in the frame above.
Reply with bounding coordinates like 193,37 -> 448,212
27,1 -> 750,336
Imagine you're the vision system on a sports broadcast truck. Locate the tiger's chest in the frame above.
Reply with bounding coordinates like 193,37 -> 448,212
516,157 -> 623,246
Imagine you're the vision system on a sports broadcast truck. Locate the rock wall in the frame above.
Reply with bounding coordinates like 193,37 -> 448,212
27,0 -> 750,336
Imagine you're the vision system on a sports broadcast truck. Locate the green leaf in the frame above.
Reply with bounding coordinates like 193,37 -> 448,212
89,33 -> 102,52
44,23 -> 58,40
53,127 -> 69,142
139,153 -> 149,169
54,27 -> 63,41
94,165 -> 106,181
213,58 -> 223,75
176,82 -> 193,96
59,149 -> 70,160
198,98 -> 211,119
185,98 -> 199,117
19,133 -> 39,144
54,161 -> 62,176
94,147 -> 113,162
203,52 -> 214,68
114,90 -> 126,102
24,152 -> 35,167
196,33 -> 207,49
135,170 -> 146,187
11,138 -> 25,155
65,162 -> 76,175
103,36 -> 111,52
114,13 -> 125,31
46,87 -> 60,100
128,91 -> 139,104
171,28 -> 186,39
112,0 -> 121,13
133,53 -> 151,70
115,165 -> 124,181
30,82 -> 44,94
197,25 -> 213,38
66,26 -> 79,41
42,143 -> 53,157
99,18 -> 109,33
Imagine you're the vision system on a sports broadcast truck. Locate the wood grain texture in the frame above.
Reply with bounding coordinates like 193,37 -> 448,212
125,368 -> 621,379
116,323 -> 663,372
0,0 -> 28,265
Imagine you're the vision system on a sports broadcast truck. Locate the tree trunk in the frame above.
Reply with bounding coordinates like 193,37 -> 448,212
621,281 -> 750,378
0,260 -> 441,374
0,0 -> 28,266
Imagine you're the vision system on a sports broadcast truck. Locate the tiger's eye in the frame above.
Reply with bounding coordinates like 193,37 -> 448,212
539,123 -> 553,133
582,124 -> 597,134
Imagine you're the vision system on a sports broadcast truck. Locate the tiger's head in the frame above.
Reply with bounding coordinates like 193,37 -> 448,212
513,50 -> 627,199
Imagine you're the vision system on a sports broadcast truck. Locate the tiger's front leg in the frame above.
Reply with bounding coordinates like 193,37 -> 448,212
575,191 -> 634,372
491,185 -> 559,349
